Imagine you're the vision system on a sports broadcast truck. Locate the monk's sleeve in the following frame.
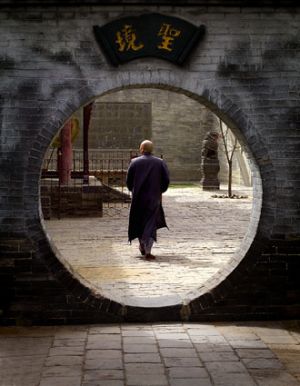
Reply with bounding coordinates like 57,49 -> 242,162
161,161 -> 170,193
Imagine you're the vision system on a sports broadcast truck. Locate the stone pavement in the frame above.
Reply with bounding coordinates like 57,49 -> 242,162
45,185 -> 252,307
0,321 -> 300,386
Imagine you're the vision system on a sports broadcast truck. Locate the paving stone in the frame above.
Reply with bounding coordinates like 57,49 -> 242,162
157,339 -> 193,348
53,338 -> 86,347
42,365 -> 82,377
242,358 -> 284,369
0,373 -> 42,386
187,328 -> 220,336
194,343 -> 233,352
125,363 -> 165,374
123,336 -> 156,345
122,330 -> 155,337
86,350 -> 122,360
0,355 -> 45,371
169,379 -> 213,386
87,335 -> 122,350
126,373 -> 168,385
124,353 -> 162,363
155,333 -> 189,340
236,349 -> 276,359
85,358 -> 123,370
211,373 -> 257,386
45,355 -> 83,366
83,369 -> 124,381
54,330 -> 87,339
228,339 -> 268,349
205,361 -> 248,374
160,348 -> 198,357
168,366 -> 209,378
164,357 -> 203,367
0,337 -> 51,357
199,351 -> 240,362
82,382 -> 124,386
49,346 -> 85,356
89,326 -> 121,334
259,335 -> 297,344
250,369 -> 300,386
123,344 -> 158,353
40,377 -> 82,386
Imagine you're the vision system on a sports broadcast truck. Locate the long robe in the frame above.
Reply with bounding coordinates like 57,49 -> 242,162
126,153 -> 170,243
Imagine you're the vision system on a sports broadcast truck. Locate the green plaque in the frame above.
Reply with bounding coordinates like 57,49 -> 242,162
94,13 -> 205,66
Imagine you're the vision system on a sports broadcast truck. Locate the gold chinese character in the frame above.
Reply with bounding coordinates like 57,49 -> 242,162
115,24 -> 144,52
157,23 -> 181,52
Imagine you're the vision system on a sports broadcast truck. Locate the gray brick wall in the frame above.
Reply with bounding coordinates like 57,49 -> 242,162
0,3 -> 299,324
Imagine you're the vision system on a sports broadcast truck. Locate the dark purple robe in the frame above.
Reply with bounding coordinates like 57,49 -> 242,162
126,153 -> 170,243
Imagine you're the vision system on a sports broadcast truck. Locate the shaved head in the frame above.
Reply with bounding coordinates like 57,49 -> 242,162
139,140 -> 153,154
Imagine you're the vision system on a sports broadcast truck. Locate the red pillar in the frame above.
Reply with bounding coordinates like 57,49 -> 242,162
83,102 -> 93,185
58,120 -> 73,185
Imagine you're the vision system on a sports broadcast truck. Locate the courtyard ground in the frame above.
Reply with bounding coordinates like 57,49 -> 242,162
0,321 -> 299,386
45,185 -> 253,306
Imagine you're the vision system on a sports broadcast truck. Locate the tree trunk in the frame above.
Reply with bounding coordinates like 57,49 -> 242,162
228,160 -> 233,197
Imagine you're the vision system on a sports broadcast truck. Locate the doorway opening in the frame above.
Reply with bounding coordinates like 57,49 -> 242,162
40,87 -> 257,307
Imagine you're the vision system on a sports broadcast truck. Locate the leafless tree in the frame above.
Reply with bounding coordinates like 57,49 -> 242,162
219,119 -> 239,197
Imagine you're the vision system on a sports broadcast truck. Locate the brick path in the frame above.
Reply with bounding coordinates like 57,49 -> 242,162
0,321 -> 299,386
45,186 -> 252,306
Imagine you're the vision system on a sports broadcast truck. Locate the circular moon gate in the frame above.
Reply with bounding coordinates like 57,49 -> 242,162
43,88 -> 256,309
31,81 -> 263,322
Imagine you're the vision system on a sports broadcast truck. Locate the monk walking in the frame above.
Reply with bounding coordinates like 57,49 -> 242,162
126,140 -> 170,260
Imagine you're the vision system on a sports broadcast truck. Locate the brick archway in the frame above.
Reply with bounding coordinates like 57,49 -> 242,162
20,77 -> 268,322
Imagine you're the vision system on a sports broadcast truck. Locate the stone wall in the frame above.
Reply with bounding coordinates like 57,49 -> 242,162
81,89 -> 248,183
0,1 -> 299,324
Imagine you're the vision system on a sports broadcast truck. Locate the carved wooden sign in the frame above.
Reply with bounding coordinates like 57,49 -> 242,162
94,13 -> 205,66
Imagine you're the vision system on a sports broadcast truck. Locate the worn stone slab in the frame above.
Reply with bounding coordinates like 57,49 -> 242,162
82,382 -> 124,386
123,344 -> 159,353
242,358 -> 284,369
250,369 -> 300,386
85,358 -> 123,370
194,343 -> 233,352
0,338 -> 51,357
45,355 -> 83,366
40,377 -> 82,386
124,353 -> 162,363
199,351 -> 240,362
0,373 -> 42,386
87,335 -> 122,350
164,357 -> 203,367
125,363 -> 165,374
49,347 -> 85,356
168,366 -> 209,378
157,339 -> 193,348
227,339 -> 268,349
86,350 -> 122,360
205,361 -> 248,374
53,338 -> 86,347
160,348 -> 198,358
89,326 -> 121,334
236,349 -> 276,359
169,379 -> 213,386
210,373 -> 257,386
83,369 -> 124,381
126,373 -> 168,386
123,337 -> 156,345
42,365 -> 82,377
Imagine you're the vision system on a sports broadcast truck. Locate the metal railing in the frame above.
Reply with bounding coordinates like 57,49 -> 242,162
41,149 -> 137,219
